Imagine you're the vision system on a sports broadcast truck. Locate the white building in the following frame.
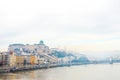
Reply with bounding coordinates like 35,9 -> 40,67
8,40 -> 58,64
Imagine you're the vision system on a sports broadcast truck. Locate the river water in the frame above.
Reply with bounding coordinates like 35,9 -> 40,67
0,63 -> 120,80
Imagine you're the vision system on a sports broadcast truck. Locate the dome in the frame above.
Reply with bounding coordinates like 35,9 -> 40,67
39,40 -> 44,45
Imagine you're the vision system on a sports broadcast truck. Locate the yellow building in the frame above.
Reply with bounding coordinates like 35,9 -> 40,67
15,55 -> 25,67
14,53 -> 37,66
9,52 -> 16,67
30,55 -> 36,65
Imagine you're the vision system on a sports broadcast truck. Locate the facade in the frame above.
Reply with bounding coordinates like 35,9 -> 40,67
8,44 -> 24,52
35,54 -> 45,65
9,51 -> 16,67
8,40 -> 50,54
43,54 -> 58,63
30,55 -> 36,65
15,52 -> 38,66
0,52 -> 9,66
15,55 -> 25,67
8,40 -> 58,64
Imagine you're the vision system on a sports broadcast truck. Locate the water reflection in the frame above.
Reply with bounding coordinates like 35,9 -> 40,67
1,64 -> 120,80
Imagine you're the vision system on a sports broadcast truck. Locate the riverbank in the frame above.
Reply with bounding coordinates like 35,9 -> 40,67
1,63 -> 120,80
0,62 -> 89,73
0,61 -> 117,73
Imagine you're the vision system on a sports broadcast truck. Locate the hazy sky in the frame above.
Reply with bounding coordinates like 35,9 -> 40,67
0,0 -> 120,52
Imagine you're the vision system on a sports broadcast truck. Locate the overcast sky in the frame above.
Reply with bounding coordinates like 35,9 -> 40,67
0,0 -> 120,52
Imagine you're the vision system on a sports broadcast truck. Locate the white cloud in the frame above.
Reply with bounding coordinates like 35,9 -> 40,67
0,0 -> 120,52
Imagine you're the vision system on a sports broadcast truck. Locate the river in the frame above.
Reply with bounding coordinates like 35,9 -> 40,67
0,63 -> 120,80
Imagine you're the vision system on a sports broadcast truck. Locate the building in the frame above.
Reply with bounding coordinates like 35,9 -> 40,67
8,40 -> 58,64
35,54 -> 45,65
30,55 -> 36,65
8,51 -> 16,67
8,40 -> 50,54
15,55 -> 25,67
8,44 -> 24,52
0,52 -> 9,66
0,51 -> 17,67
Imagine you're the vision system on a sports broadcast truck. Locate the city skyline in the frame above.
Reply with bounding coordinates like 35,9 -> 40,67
0,0 -> 120,53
